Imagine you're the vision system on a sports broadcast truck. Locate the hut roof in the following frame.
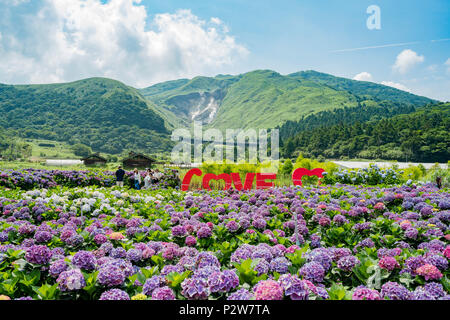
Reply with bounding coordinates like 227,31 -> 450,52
81,153 -> 107,161
124,152 -> 155,162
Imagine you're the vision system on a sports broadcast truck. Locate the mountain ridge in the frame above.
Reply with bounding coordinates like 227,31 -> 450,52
0,70 -> 441,157
140,69 -> 437,130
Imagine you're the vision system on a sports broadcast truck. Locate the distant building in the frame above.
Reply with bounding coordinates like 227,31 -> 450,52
122,152 -> 155,168
81,153 -> 107,166
46,159 -> 83,166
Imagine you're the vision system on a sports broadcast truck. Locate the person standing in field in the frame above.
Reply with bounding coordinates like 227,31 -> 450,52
154,169 -> 163,183
436,176 -> 442,189
115,166 -> 125,188
144,168 -> 153,189
133,168 -> 141,190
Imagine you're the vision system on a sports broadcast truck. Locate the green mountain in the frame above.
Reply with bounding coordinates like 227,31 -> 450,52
288,70 -> 433,105
282,102 -> 450,162
0,70 -> 440,160
0,78 -> 172,155
140,70 -> 436,130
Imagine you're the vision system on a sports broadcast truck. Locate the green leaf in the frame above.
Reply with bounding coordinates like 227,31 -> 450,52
232,258 -> 260,286
327,282 -> 350,300
141,266 -> 158,279
33,283 -> 59,300
285,244 -> 309,268
166,270 -> 191,291
442,276 -> 450,293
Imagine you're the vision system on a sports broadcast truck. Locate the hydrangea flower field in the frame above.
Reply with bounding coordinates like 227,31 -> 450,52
0,176 -> 449,300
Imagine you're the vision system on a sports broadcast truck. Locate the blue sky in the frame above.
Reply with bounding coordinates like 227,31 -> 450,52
0,0 -> 449,100
141,0 -> 450,100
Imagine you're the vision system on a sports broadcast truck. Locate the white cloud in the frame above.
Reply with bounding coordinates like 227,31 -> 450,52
445,58 -> 450,73
3,0 -> 30,5
0,0 -> 248,87
353,72 -> 373,81
381,81 -> 412,92
426,64 -> 438,72
392,49 -> 424,74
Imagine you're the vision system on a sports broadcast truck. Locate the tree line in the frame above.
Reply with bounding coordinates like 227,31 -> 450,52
281,103 -> 449,162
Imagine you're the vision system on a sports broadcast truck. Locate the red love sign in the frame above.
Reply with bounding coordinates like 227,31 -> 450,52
181,169 -> 277,191
291,168 -> 325,186
230,172 -> 255,191
182,168 -> 202,191
181,167 -> 325,191
202,173 -> 233,190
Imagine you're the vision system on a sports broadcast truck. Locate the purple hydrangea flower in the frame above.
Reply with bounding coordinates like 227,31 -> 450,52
299,262 -> 325,283
337,255 -> 360,272
143,275 -> 165,296
380,282 -> 411,300
152,286 -> 175,300
423,282 -> 445,299
225,220 -> 240,233
126,249 -> 143,262
33,231 -> 52,243
161,264 -> 184,276
194,252 -> 220,269
185,236 -> 197,247
181,276 -> 210,300
99,289 -> 130,300
196,225 -> 212,238
14,296 -> 33,300
412,287 -> 435,300
94,234 -> 108,245
254,259 -> 270,276
352,286 -> 382,300
307,249 -> 332,271
25,245 -> 52,265
269,257 -> 291,274
278,274 -> 309,300
425,255 -> 448,271
97,264 -> 126,287
49,259 -> 68,277
172,225 -> 186,238
57,269 -> 86,292
252,218 -> 267,230
110,247 -> 127,259
227,288 -> 254,300
72,251 -> 96,271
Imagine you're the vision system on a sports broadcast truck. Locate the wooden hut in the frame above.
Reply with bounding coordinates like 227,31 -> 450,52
122,152 -> 155,169
81,153 -> 107,166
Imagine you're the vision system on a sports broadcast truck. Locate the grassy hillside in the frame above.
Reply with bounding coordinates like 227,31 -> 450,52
140,70 -> 436,130
0,78 -> 173,155
209,70 -> 359,129
0,70 -> 439,161
288,70 -> 435,105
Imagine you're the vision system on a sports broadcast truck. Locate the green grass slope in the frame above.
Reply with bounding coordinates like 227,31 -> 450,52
289,70 -> 436,105
0,78 -> 172,155
140,70 -> 436,130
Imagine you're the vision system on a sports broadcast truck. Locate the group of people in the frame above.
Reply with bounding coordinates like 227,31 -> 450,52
114,166 -> 166,189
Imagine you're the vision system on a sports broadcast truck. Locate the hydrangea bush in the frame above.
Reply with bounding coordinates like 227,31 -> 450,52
0,181 -> 448,300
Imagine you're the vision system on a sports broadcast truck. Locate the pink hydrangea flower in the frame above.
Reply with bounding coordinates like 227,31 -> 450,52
286,245 -> 300,254
416,264 -> 443,281
379,256 -> 400,271
443,246 -> 450,259
254,280 -> 284,300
